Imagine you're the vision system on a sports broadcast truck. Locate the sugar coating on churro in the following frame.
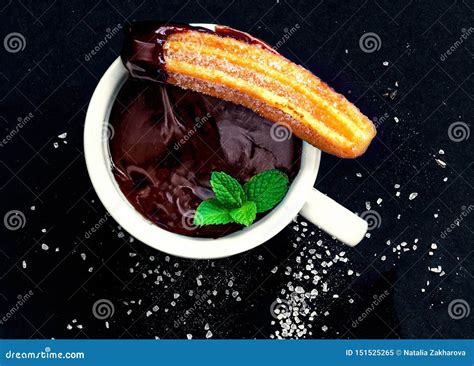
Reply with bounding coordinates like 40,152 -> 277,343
122,23 -> 376,158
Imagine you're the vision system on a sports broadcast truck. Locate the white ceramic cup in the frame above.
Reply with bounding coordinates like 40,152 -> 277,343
84,24 -> 368,259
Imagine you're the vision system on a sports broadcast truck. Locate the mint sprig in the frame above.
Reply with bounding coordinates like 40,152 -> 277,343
193,169 -> 289,227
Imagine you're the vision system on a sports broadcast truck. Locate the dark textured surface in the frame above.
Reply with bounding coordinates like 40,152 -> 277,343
0,0 -> 472,339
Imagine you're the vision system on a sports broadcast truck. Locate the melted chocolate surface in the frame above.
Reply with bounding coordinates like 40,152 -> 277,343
112,22 -> 301,238
109,81 -> 301,237
121,22 -> 276,82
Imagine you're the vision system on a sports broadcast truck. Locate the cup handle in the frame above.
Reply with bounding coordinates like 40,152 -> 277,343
299,188 -> 367,247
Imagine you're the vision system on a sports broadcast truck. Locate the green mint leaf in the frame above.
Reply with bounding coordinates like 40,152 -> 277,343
229,201 -> 257,226
193,199 -> 233,225
243,169 -> 289,213
210,171 -> 245,208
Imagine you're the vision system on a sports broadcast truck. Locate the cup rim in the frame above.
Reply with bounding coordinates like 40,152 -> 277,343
84,56 -> 321,259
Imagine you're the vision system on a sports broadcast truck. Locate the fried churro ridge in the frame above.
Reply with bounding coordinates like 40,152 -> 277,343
123,23 -> 376,158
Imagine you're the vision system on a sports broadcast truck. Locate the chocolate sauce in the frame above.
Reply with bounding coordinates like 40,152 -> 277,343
113,22 -> 301,237
109,81 -> 301,238
121,22 -> 276,82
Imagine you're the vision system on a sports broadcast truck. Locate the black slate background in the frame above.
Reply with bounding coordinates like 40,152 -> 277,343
0,0 -> 472,339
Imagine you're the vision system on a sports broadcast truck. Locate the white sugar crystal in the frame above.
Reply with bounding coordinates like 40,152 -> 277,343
394,184 -> 400,188
431,243 -> 438,250
438,149 -> 444,155
41,243 -> 49,250
58,132 -> 67,139
435,159 -> 446,168
383,61 -> 389,66
22,260 -> 26,268
205,330 -> 213,338
187,334 -> 192,339
429,266 -> 442,273
394,116 -> 399,123
408,192 -> 418,200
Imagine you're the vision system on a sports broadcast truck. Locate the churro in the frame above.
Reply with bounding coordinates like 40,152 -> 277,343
122,22 -> 376,158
